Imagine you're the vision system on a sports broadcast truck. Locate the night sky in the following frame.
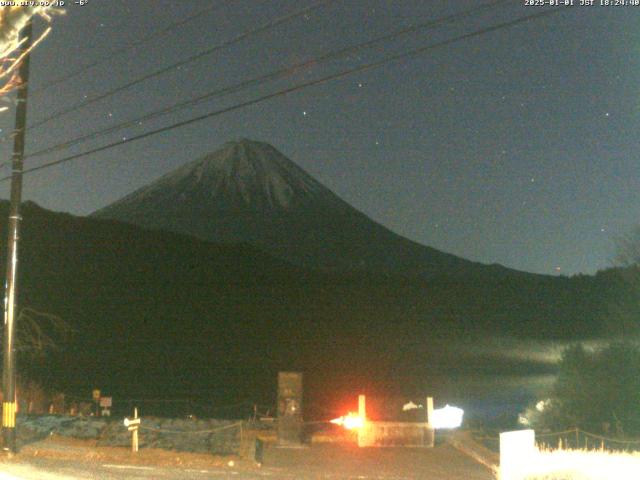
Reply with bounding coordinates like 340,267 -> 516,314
0,0 -> 638,276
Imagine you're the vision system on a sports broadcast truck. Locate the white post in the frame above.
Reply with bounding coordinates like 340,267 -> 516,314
357,394 -> 367,447
425,396 -> 435,447
425,397 -> 434,427
132,407 -> 139,453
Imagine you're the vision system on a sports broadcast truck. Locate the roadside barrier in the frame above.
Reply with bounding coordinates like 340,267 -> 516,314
536,428 -> 640,451
139,421 -> 243,435
118,415 -> 245,455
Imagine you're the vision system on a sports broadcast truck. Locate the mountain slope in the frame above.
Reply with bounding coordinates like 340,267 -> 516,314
0,202 -> 632,416
92,139 -> 515,277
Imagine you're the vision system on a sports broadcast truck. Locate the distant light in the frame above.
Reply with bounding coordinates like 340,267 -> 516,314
402,401 -> 422,411
0,106 -> 8,113
432,405 -> 464,429
330,412 -> 364,430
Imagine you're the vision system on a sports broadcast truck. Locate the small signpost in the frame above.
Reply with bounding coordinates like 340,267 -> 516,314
92,389 -> 100,417
91,388 -> 100,417
124,407 -> 140,453
99,397 -> 112,417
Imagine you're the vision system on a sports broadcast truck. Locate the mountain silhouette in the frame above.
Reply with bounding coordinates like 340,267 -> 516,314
93,139 -> 517,277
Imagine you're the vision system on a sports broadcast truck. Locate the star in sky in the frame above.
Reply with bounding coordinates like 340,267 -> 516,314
5,0 -> 637,276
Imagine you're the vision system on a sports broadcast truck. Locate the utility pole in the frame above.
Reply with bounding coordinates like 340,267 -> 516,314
2,20 -> 33,453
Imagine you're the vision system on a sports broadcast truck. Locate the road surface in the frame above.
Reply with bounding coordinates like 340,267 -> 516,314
0,438 -> 495,479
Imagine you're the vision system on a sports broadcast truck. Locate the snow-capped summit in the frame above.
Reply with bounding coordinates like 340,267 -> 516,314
101,139 -> 336,214
93,139 -> 513,277
204,138 -> 326,208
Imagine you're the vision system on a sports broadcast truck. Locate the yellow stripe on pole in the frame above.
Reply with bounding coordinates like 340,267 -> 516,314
2,402 -> 16,428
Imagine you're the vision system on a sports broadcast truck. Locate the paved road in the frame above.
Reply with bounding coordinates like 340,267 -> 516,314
0,442 -> 495,479
1,459 -> 261,479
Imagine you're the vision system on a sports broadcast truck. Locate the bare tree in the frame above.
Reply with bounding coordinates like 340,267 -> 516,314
607,227 -> 640,337
0,6 -> 60,97
15,307 -> 73,357
0,307 -> 73,412
614,226 -> 640,268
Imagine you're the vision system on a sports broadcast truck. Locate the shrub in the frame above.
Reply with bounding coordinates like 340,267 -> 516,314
524,342 -> 640,436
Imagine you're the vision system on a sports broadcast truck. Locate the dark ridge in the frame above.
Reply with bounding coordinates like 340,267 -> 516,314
0,201 -> 634,414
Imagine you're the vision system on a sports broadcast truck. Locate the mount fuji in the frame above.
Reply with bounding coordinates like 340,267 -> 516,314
93,139 -> 516,277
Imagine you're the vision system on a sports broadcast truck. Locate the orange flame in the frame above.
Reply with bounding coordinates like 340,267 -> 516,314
330,412 -> 364,430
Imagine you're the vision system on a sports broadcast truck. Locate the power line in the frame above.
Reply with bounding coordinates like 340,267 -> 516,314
24,0 -> 336,132
0,6 -> 572,183
25,0 -> 515,160
12,5 -> 571,178
33,1 -> 236,94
